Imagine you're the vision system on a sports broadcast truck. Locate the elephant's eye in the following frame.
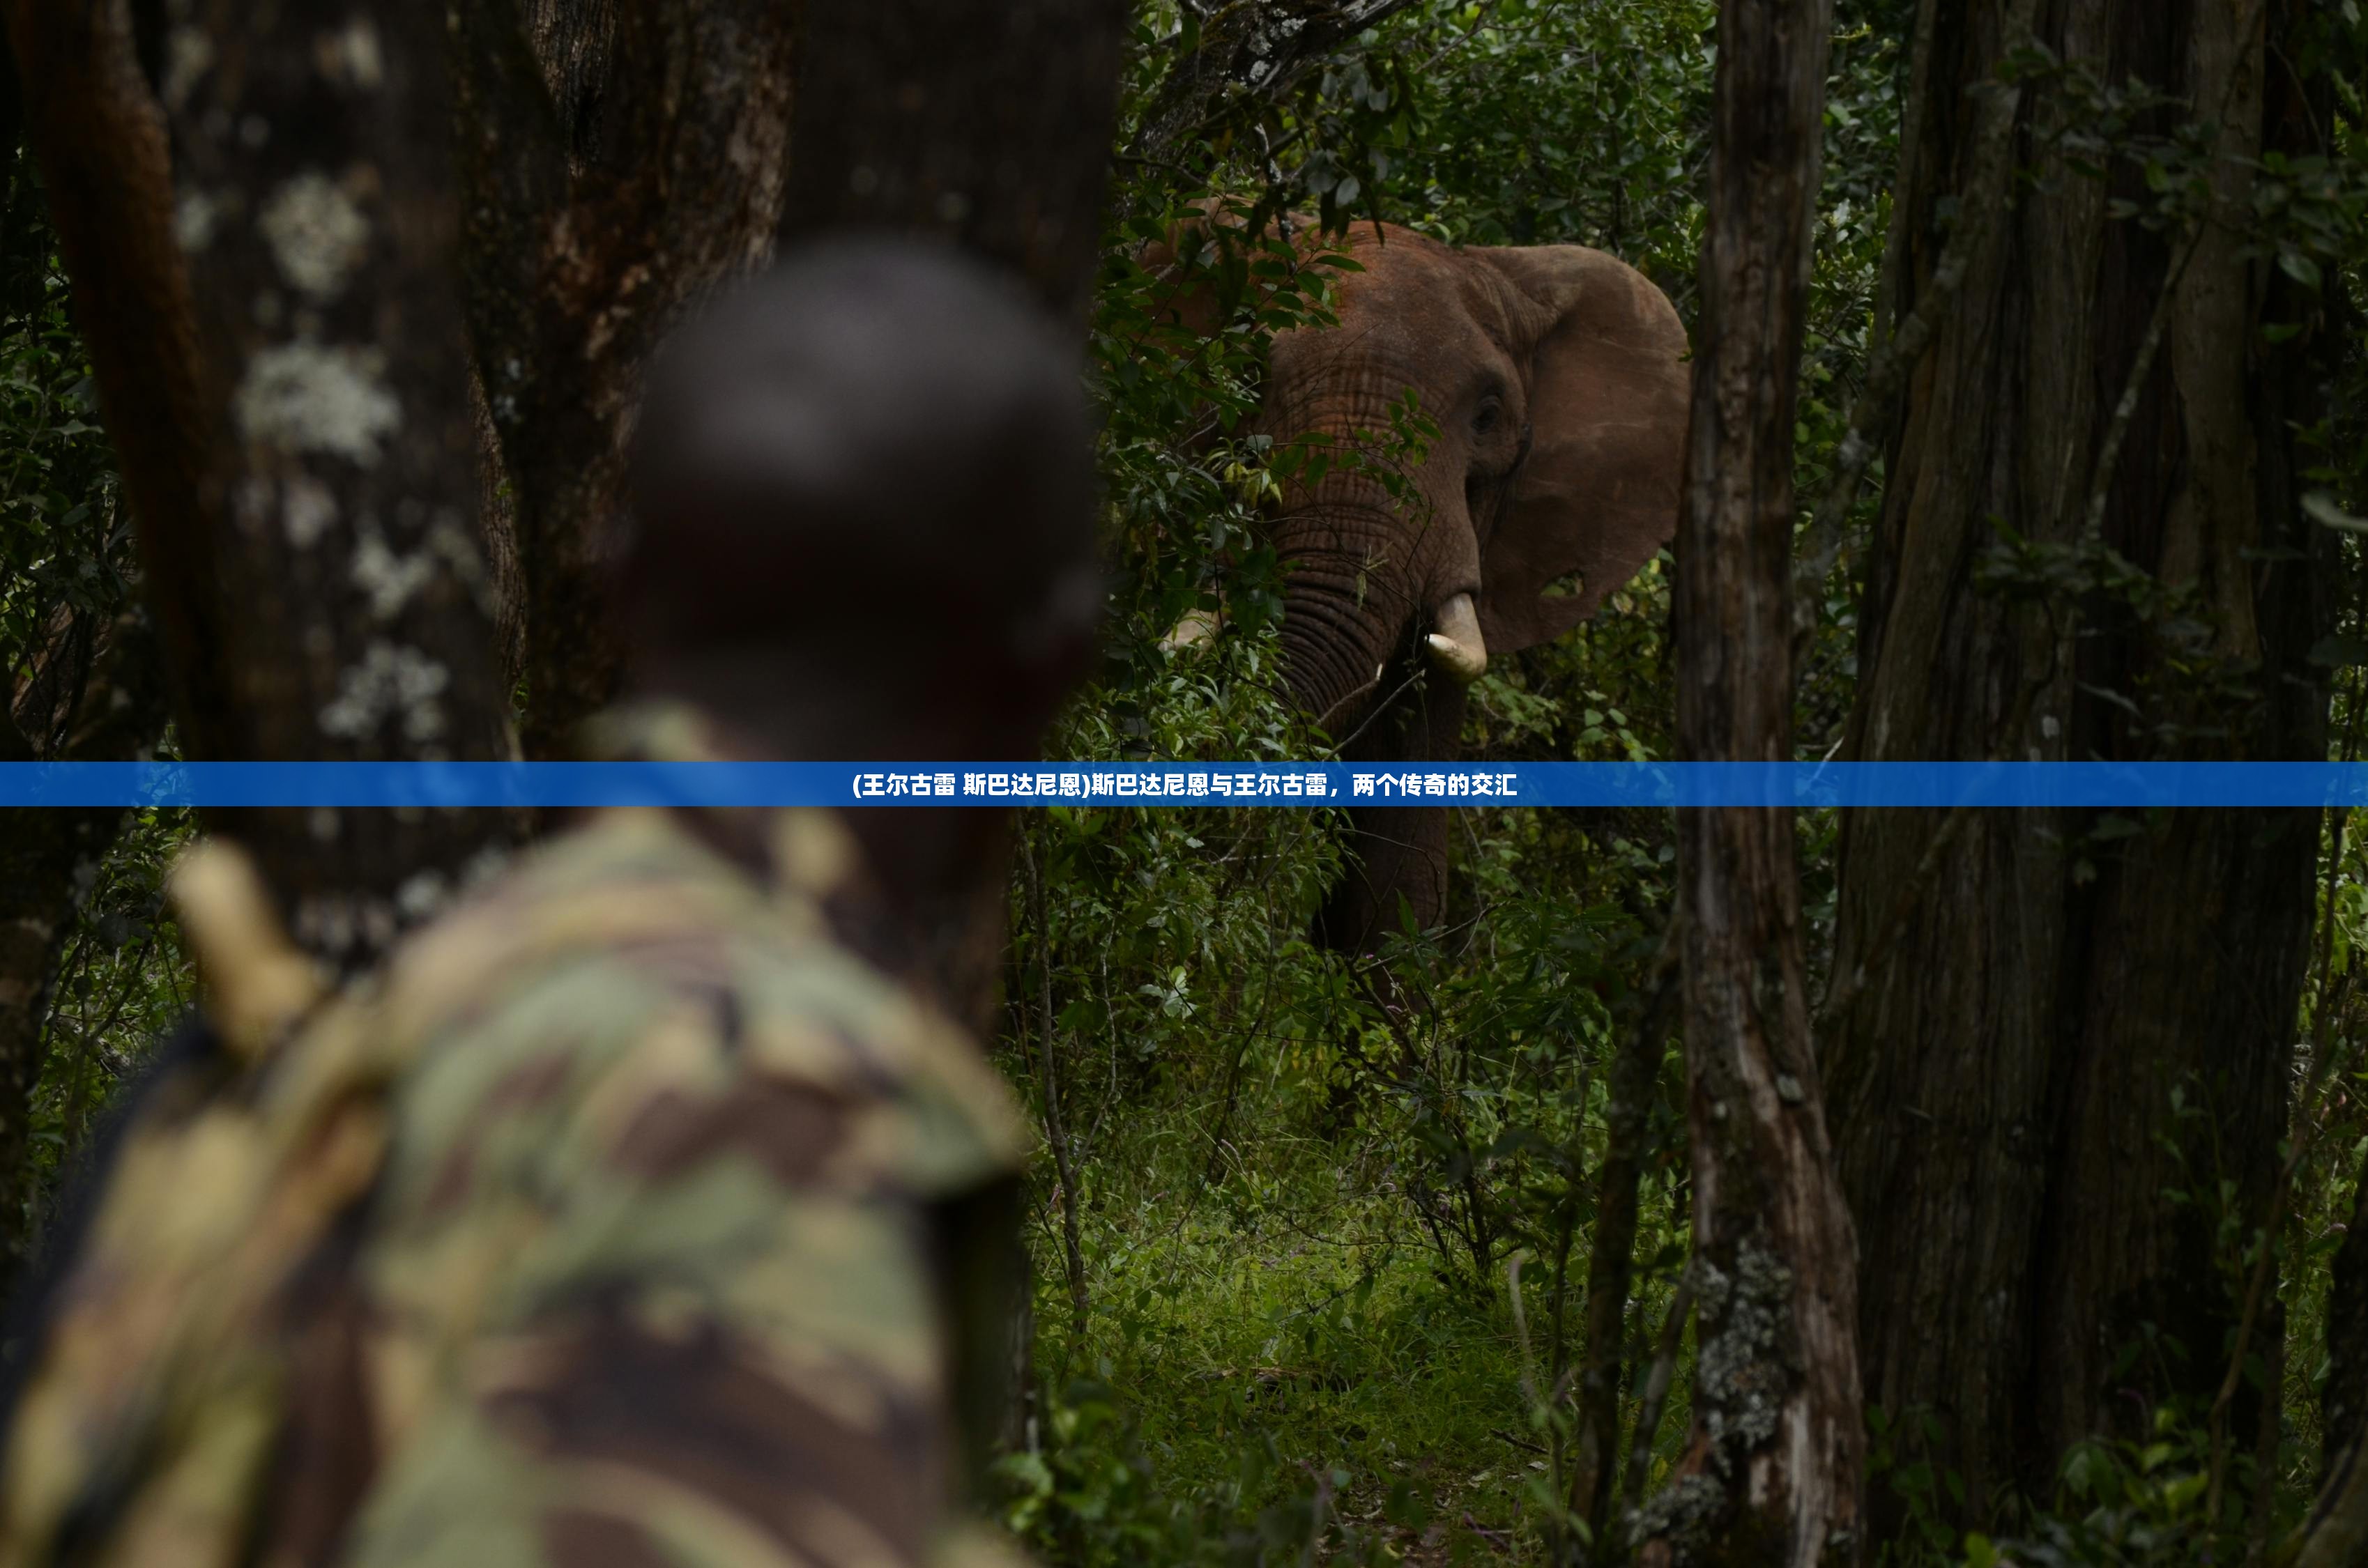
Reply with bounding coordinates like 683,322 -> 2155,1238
1472,398 -> 1503,437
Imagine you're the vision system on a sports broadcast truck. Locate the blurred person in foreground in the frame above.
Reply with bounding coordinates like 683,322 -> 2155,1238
0,241 -> 1100,1568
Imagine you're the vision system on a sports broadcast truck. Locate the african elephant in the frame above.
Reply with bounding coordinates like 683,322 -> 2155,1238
1157,222 -> 1690,953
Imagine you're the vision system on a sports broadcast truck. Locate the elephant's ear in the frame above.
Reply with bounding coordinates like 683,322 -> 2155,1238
1469,245 -> 1690,653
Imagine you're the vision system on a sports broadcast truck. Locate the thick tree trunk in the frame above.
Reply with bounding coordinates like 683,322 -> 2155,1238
1638,1 -> 1860,1563
779,0 -> 1128,326
449,0 -> 797,761
154,0 -> 514,963
775,0 -> 1127,1031
1826,0 -> 2329,1531
12,0 -> 514,967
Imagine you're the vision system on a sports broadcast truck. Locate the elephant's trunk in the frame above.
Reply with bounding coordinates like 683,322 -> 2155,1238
1268,492 -> 1422,732
1279,571 -> 1399,731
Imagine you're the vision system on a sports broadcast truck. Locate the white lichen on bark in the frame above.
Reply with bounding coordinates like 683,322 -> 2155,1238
174,190 -> 224,253
260,172 -> 371,299
282,475 -> 339,547
162,26 -> 213,112
293,891 -> 399,958
326,18 -> 385,89
235,341 -> 402,465
351,525 -> 435,618
1693,1239 -> 1796,1463
318,642 -> 449,743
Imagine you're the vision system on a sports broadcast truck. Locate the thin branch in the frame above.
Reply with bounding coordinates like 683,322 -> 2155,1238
1126,0 -> 1425,174
2079,226 -> 2206,547
1022,831 -> 1091,1351
2208,698 -> 2366,1523
1571,917 -> 1683,1534
1621,1279 -> 1696,1509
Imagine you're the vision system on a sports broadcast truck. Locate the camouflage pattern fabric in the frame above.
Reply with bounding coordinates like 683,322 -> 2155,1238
0,705 -> 1034,1568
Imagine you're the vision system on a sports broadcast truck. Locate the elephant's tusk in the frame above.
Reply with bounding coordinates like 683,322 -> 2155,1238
1424,593 -> 1488,684
1160,606 -> 1221,654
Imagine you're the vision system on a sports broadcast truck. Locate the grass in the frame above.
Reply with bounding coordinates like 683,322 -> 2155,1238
1010,1076 -> 1698,1567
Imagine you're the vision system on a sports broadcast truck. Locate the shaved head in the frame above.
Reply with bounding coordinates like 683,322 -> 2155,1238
621,242 -> 1101,705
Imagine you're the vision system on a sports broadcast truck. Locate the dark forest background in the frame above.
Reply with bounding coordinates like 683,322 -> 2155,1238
0,1 -> 2365,1563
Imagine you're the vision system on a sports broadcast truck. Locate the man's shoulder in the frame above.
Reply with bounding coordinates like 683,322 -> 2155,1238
367,808 -> 1032,1207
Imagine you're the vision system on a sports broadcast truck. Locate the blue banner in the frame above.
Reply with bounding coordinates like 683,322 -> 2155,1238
6,760 -> 2368,808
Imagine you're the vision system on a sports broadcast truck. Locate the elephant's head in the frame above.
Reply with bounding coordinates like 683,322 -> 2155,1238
1158,222 -> 1690,951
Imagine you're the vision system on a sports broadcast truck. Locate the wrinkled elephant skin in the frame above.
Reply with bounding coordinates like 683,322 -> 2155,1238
1154,222 -> 1690,954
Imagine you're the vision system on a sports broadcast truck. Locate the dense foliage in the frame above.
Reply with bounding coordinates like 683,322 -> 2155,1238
0,153 -> 193,1236
4,1 -> 2368,1563
999,2 -> 1881,1561
997,2 -> 2368,1564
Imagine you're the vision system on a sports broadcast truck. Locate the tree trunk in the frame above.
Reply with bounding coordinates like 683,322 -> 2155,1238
1826,0 -> 2330,1531
774,0 -> 1126,1032
772,0 -> 1130,1465
12,0 -> 515,968
1638,0 -> 1860,1562
779,0 -> 1129,326
449,0 -> 798,762
155,0 -> 515,964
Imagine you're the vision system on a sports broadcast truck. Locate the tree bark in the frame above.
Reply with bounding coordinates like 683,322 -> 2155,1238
448,0 -> 797,761
11,0 -> 515,968
779,0 -> 1129,326
1637,0 -> 1860,1562
151,0 -> 514,964
774,0 -> 1127,1032
772,1 -> 1130,1461
1826,0 -> 2330,1531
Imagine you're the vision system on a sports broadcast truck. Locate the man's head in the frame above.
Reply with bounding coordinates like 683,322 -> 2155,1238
620,241 -> 1101,759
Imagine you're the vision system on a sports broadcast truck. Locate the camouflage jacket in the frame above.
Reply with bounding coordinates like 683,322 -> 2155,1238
0,718 -> 1034,1568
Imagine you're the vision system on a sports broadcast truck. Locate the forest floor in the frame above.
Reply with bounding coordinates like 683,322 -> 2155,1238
1018,1121 -> 1694,1565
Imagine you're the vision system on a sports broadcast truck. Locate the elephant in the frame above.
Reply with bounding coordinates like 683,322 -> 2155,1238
1154,221 -> 1691,953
